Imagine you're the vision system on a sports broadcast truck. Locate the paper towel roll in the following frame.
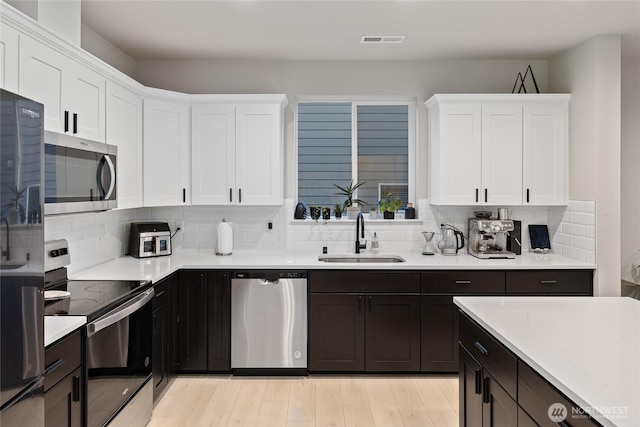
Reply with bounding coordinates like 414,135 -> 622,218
216,219 -> 233,255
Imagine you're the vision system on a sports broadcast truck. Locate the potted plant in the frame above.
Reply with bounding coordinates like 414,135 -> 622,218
333,180 -> 367,219
378,192 -> 402,219
334,204 -> 343,219
2,184 -> 26,224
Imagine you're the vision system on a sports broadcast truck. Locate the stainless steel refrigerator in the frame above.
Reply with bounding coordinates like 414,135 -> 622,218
0,89 -> 45,426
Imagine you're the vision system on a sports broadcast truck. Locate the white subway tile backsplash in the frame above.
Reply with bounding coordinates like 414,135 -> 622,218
45,198 -> 597,273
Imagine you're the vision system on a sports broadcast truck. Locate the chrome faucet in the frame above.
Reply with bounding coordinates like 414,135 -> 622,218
1,217 -> 10,261
355,212 -> 366,253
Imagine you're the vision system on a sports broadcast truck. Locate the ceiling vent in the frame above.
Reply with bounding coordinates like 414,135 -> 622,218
360,36 -> 405,44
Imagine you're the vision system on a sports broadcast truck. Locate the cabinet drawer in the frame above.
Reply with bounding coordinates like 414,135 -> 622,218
309,270 -> 420,293
45,330 -> 81,391
518,361 -> 602,427
421,271 -> 505,294
459,314 -> 517,399
506,270 -> 593,295
153,276 -> 171,309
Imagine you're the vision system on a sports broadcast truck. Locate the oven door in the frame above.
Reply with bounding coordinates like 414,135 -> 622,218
85,289 -> 154,427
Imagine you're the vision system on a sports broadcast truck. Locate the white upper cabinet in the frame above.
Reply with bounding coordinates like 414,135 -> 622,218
19,35 -> 105,141
0,23 -> 19,92
481,104 -> 523,205
522,104 -> 568,205
143,98 -> 191,207
426,94 -> 570,206
191,104 -> 236,205
106,80 -> 143,209
191,96 -> 286,206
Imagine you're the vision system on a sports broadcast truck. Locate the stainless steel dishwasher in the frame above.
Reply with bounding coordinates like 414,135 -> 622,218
231,271 -> 307,374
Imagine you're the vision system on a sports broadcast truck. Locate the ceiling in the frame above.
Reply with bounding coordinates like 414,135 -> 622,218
81,0 -> 640,62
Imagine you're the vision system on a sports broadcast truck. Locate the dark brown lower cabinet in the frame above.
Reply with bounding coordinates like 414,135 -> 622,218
459,346 -> 518,427
152,273 -> 178,401
308,293 -> 420,372
309,293 -> 365,371
207,271 -> 231,372
366,294 -> 420,372
45,367 -> 82,427
177,270 -> 231,373
178,270 -> 209,371
421,295 -> 458,372
44,331 -> 82,427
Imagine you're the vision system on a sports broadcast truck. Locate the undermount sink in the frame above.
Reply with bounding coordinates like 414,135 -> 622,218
318,254 -> 406,263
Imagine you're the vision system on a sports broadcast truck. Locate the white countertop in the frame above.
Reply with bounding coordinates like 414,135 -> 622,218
44,316 -> 86,347
71,248 -> 595,283
453,296 -> 640,427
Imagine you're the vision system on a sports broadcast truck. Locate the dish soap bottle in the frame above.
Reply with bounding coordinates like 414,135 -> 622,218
371,232 -> 379,254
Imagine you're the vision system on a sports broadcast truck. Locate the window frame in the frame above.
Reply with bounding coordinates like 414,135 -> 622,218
294,96 -> 417,212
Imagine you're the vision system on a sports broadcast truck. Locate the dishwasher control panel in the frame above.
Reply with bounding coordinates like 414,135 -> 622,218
233,271 -> 307,279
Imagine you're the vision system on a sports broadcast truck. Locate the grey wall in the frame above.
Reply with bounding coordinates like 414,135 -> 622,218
135,58 -> 549,202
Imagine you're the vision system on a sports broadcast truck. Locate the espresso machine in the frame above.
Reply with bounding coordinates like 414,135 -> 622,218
468,218 -> 516,259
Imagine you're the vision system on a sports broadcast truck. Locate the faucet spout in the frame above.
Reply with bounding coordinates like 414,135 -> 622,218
355,212 -> 366,254
1,217 -> 10,261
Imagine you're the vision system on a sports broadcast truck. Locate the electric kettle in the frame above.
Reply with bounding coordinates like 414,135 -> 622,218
438,224 -> 465,255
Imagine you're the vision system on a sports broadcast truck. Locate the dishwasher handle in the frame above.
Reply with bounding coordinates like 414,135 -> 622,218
258,278 -> 280,285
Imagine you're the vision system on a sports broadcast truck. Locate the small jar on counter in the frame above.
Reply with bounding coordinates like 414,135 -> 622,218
405,203 -> 416,219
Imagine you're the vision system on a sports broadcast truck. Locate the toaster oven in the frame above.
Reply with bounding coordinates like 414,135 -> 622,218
129,222 -> 172,258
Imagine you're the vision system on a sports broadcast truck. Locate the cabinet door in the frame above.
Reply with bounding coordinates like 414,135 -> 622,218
191,104 -> 236,205
366,294 -> 420,372
178,271 -> 208,371
308,293 -> 365,372
19,35 -> 67,133
235,104 -> 283,205
106,81 -> 142,208
66,61 -> 105,141
459,347 -> 483,427
45,367 -> 82,427
207,271 -> 231,372
482,371 -> 518,427
481,104 -> 523,205
432,104 -> 482,205
0,23 -> 19,92
143,98 -> 190,206
523,104 -> 568,205
152,303 -> 168,400
421,295 -> 458,372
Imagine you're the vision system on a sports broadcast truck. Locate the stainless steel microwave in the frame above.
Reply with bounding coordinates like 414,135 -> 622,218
44,132 -> 117,215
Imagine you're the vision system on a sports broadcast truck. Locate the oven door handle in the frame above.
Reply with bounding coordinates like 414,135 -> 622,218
87,288 -> 154,337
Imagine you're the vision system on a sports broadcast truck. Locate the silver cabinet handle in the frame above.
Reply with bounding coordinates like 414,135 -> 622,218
87,289 -> 154,336
540,280 -> 557,284
455,280 -> 472,285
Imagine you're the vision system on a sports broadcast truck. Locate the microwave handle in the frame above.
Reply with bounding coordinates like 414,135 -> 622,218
87,288 -> 154,336
99,155 -> 116,200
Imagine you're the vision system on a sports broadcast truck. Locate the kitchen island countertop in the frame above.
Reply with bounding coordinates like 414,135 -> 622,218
454,296 -> 639,427
70,248 -> 595,283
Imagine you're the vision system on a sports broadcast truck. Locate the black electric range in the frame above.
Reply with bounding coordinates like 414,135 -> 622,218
44,268 -> 151,321
44,239 -> 154,427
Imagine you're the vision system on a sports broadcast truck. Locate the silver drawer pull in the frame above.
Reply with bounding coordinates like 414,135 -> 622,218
455,280 -> 472,285
474,341 -> 489,356
540,280 -> 557,284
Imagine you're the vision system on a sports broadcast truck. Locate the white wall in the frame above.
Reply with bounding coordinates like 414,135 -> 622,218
81,23 -> 137,79
549,35 -> 622,296
621,54 -> 640,283
135,59 -> 548,201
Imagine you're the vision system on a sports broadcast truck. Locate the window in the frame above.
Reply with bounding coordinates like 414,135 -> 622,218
297,100 -> 414,211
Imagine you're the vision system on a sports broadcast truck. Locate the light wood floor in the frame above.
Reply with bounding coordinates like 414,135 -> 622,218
148,375 -> 459,427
